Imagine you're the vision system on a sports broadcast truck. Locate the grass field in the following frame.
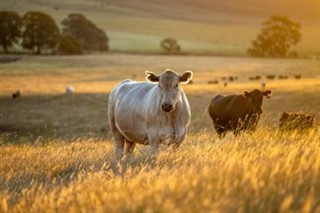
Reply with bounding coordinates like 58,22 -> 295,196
1,53 -> 320,212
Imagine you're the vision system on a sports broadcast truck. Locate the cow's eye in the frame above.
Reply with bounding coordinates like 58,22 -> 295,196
158,85 -> 161,88
175,84 -> 178,88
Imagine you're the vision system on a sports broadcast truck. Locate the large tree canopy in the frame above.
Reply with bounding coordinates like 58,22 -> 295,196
61,13 -> 109,52
160,37 -> 181,54
22,11 -> 60,54
58,35 -> 82,55
0,11 -> 22,53
248,15 -> 301,57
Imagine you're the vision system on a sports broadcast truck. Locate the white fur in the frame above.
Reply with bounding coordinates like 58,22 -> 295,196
66,85 -> 75,94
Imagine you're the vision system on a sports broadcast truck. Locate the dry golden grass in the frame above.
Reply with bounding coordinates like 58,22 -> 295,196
1,130 -> 320,212
1,54 -> 320,212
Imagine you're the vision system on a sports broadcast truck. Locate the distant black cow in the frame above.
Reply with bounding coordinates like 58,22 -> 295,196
278,75 -> 288,79
208,89 -> 272,138
266,75 -> 276,80
12,89 -> 22,99
294,75 -> 302,79
249,75 -> 261,80
208,80 -> 219,84
279,112 -> 315,132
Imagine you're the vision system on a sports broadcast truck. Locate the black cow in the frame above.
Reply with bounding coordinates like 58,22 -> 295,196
279,112 -> 315,132
208,89 -> 272,138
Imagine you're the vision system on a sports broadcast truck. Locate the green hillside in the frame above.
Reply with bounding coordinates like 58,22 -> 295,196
2,0 -> 320,56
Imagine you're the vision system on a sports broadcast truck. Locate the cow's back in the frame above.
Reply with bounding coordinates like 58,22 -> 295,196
108,80 -> 158,142
209,94 -> 252,126
112,80 -> 155,105
279,112 -> 316,132
209,95 -> 245,118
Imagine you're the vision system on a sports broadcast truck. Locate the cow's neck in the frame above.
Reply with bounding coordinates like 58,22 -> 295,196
166,97 -> 183,133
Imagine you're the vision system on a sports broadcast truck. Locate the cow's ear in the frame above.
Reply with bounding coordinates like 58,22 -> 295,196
263,90 -> 272,96
179,71 -> 193,84
145,71 -> 159,82
243,91 -> 250,97
282,112 -> 289,118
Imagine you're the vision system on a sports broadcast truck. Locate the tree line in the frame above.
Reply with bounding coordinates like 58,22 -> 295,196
0,11 -> 302,58
0,11 -> 109,55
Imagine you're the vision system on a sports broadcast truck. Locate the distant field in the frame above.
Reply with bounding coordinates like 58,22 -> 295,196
2,0 -> 320,55
1,54 -> 320,212
1,53 -> 319,139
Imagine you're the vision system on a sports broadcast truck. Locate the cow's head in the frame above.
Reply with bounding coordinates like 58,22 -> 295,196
243,89 -> 272,114
146,69 -> 193,112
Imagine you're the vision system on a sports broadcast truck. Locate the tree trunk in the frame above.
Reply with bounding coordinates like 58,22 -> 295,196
32,45 -> 41,55
2,44 -> 9,54
36,45 -> 41,55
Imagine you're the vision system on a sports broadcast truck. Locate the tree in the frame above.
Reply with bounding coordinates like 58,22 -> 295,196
0,11 -> 22,53
61,13 -> 109,52
58,35 -> 82,55
22,11 -> 60,54
248,15 -> 301,57
160,37 -> 181,54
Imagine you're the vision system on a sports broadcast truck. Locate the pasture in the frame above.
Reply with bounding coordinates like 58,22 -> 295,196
1,54 -> 320,212
2,0 -> 320,56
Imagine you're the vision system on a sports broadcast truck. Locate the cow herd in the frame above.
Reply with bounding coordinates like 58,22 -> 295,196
205,73 -> 302,86
108,69 -> 316,159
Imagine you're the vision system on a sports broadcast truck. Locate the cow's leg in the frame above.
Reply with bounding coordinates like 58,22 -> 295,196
108,100 -> 125,161
231,120 -> 241,137
233,126 -> 242,137
108,113 -> 125,160
147,132 -> 160,154
219,131 -> 227,139
247,120 -> 259,134
125,140 -> 136,154
168,124 -> 187,149
217,130 -> 227,139
113,132 -> 125,161
149,140 -> 160,154
233,130 -> 240,137
215,123 -> 226,139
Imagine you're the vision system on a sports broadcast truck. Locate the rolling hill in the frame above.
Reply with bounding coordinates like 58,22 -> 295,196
2,0 -> 320,55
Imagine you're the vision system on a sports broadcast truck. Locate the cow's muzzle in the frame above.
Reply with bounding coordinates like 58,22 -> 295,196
162,103 -> 173,112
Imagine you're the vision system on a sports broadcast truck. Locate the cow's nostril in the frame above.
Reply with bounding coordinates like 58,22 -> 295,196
162,103 -> 173,111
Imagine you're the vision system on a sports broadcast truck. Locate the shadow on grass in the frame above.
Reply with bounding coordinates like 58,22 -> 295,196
0,93 -> 111,144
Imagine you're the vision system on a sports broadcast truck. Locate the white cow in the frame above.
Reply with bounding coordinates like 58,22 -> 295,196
108,69 -> 193,159
66,85 -> 75,95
